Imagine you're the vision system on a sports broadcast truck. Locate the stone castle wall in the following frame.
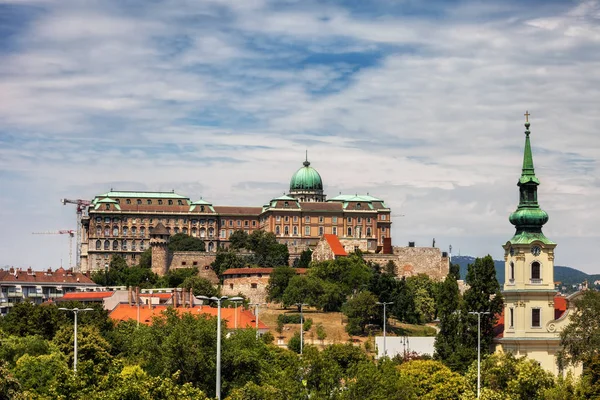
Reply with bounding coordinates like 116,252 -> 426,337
222,274 -> 270,304
312,240 -> 335,262
364,247 -> 449,281
169,252 -> 219,284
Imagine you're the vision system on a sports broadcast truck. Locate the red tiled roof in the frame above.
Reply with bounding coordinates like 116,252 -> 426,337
222,268 -> 308,276
58,291 -> 115,301
0,269 -> 96,285
493,311 -> 505,339
213,206 -> 262,216
323,234 -> 347,256
109,304 -> 269,329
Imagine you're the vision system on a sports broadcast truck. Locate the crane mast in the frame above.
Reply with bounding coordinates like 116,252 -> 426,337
61,199 -> 91,272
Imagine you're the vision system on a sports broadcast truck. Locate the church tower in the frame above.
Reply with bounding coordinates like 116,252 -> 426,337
496,114 -> 571,375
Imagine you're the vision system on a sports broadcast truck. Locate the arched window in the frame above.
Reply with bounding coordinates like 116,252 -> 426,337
531,262 -> 541,281
175,227 -> 180,234
192,228 -> 198,237
131,226 -> 137,236
510,262 -> 515,281
140,227 -> 146,237
122,240 -> 128,250
113,226 -> 119,236
140,240 -> 144,250
96,226 -> 101,236
104,240 -> 110,250
123,226 -> 128,236
284,226 -> 289,236
276,226 -> 281,235
183,228 -> 188,234
112,241 -> 118,250
208,227 -> 214,237
293,226 -> 298,236
131,240 -> 137,251
96,240 -> 101,250
366,227 -> 372,237
104,227 -> 110,237
208,242 -> 215,252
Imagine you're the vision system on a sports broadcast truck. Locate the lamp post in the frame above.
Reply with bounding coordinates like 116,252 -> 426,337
249,302 -> 267,340
58,307 -> 94,373
376,301 -> 393,358
232,300 -> 241,330
196,295 -> 243,400
295,303 -> 308,354
469,311 -> 490,399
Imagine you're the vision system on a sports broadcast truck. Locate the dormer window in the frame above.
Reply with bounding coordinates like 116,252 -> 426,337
137,199 -> 142,205
284,201 -> 289,207
357,203 -> 361,209
178,200 -> 183,205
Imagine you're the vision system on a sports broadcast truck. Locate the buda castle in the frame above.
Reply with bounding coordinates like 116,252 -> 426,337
80,158 -> 392,272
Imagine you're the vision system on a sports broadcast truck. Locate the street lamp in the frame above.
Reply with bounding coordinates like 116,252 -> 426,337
376,301 -> 393,358
58,307 -> 94,373
249,302 -> 267,340
196,295 -> 243,400
295,303 -> 308,354
469,311 -> 490,399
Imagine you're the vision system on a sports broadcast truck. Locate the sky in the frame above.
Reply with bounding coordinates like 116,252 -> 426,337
0,0 -> 599,273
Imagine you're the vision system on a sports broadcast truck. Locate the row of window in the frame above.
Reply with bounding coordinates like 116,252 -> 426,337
508,261 -> 542,283
95,216 -> 217,225
116,199 -> 185,206
95,240 -> 145,251
508,307 -> 542,329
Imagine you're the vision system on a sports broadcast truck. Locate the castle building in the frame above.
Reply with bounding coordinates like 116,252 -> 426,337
80,158 -> 392,272
494,117 -> 581,376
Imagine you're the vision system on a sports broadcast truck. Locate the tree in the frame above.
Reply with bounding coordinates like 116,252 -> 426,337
229,230 -> 249,250
0,361 -> 21,399
139,248 -> 152,269
246,230 -> 289,267
287,332 -> 301,354
156,267 -> 199,288
295,249 -> 312,269
0,335 -> 52,367
397,359 -> 466,400
461,255 -> 503,371
310,255 -> 372,295
266,266 -> 297,303
407,274 -> 437,323
282,275 -> 324,309
340,359 -> 415,400
316,323 -> 327,345
13,352 -> 72,398
342,291 -> 379,336
0,302 -> 68,340
168,233 -> 206,252
389,277 -> 419,324
558,290 -> 600,368
212,249 -> 247,277
180,276 -> 218,298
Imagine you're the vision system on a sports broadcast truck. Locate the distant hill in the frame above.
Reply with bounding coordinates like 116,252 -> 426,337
451,255 -> 600,288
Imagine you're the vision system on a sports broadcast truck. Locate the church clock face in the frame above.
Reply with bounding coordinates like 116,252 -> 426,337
531,245 -> 541,256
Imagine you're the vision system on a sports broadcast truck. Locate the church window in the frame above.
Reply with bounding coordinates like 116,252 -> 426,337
509,262 -> 515,282
96,240 -> 101,250
532,308 -> 541,327
104,241 -> 110,250
531,262 -> 541,281
332,226 -> 337,235
137,199 -> 142,205
305,226 -> 310,236
347,227 -> 352,237
509,308 -> 514,328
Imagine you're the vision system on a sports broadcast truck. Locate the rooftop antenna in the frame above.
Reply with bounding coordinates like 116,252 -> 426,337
449,245 -> 453,261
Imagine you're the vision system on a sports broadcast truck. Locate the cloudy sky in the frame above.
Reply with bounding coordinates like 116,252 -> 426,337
1,0 -> 599,273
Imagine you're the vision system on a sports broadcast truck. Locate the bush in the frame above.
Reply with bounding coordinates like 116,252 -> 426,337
261,331 -> 275,345
288,332 -> 301,354
277,314 -> 302,324
303,318 -> 313,332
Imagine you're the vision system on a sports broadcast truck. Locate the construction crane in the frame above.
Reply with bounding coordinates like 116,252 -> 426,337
61,198 -> 92,272
32,230 -> 75,269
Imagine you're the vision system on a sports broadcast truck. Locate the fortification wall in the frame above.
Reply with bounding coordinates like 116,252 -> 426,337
169,252 -> 219,283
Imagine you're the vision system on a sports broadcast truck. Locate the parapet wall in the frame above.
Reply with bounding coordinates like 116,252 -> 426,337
169,252 -> 219,283
364,246 -> 449,281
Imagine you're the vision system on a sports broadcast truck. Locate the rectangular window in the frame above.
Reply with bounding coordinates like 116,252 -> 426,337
251,283 -> 258,289
182,261 -> 187,266
158,200 -> 163,205
332,216 -> 337,224
244,220 -> 249,227
367,217 -> 371,223
381,215 -> 386,220
294,216 -> 298,222
357,217 -> 362,223
318,226 -> 324,236
332,226 -> 337,235
168,200 -> 173,205
305,226 -> 310,236
193,261 -> 198,266
229,220 -> 233,227
509,308 -> 514,328
252,221 -> 257,227
347,217 -> 352,223
126,199 -> 131,204
305,216 -> 310,223
276,216 -> 281,222
532,308 -> 541,327
237,220 -> 241,226
319,216 -> 324,223
531,262 -> 541,281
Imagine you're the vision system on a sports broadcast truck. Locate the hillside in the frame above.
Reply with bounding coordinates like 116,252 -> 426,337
451,255 -> 599,288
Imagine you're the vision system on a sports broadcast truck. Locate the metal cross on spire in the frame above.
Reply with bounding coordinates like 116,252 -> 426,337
524,110 -> 530,122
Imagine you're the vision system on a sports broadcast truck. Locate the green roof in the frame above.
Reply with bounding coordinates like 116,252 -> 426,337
509,231 -> 555,245
191,198 -> 212,205
328,194 -> 384,202
95,191 -> 189,199
290,160 -> 323,191
272,195 -> 297,201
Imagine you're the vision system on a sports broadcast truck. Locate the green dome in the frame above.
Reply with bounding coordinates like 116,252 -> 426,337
290,160 -> 323,191
509,207 -> 549,231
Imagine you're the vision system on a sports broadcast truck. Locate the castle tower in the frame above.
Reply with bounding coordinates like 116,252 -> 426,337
288,154 -> 326,202
495,114 -> 570,375
150,222 -> 170,276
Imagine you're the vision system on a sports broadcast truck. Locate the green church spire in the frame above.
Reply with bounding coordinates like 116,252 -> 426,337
508,113 -> 553,245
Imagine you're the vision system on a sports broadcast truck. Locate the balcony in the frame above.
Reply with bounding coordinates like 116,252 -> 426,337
7,292 -> 23,298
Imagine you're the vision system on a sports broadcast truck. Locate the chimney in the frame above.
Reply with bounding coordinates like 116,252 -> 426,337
408,241 -> 415,248
135,287 -> 140,308
173,289 -> 178,308
189,287 -> 194,306
182,288 -> 188,307
383,237 -> 392,254
128,287 -> 132,306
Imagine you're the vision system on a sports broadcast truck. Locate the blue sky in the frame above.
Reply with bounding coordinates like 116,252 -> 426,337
1,0 -> 599,273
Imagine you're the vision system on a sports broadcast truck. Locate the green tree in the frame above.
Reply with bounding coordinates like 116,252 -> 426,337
168,233 -> 206,252
0,335 -> 52,367
180,276 -> 218,298
340,359 -> 415,400
156,267 -> 199,288
266,266 -> 297,303
52,324 -> 112,373
288,332 -> 301,354
316,323 -> 327,345
13,352 -> 71,398
0,361 -> 21,399
342,291 -> 379,336
398,359 -> 466,400
226,381 -> 280,400
389,277 -> 419,324
295,249 -> 312,269
282,275 -> 324,309
461,255 -> 503,370
246,230 -> 289,267
229,230 -> 249,250
138,248 -> 152,269
212,249 -> 247,277
0,302 -> 68,340
310,255 -> 372,295
407,274 -> 436,323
